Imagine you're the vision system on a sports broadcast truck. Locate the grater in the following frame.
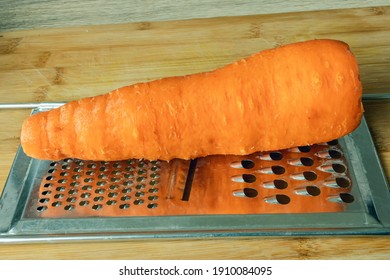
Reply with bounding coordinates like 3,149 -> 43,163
1,104 -> 390,242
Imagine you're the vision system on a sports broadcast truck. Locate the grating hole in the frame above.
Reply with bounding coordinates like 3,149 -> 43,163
42,190 -> 51,195
276,194 -> 291,205
82,185 -> 92,190
138,161 -> 147,168
81,192 -> 91,198
60,171 -> 69,176
340,193 -> 354,203
50,162 -> 57,167
84,178 -> 94,183
332,163 -> 346,173
54,194 -> 64,199
298,146 -> 311,153
37,206 -> 47,212
99,166 -> 107,172
243,188 -> 258,198
97,181 -> 107,186
327,139 -> 338,146
119,203 -> 130,209
271,166 -> 285,175
46,175 -> 55,181
98,173 -> 108,179
92,204 -> 103,210
270,152 -> 283,161
95,188 -> 105,194
121,196 -> 131,201
151,166 -> 160,172
125,166 -> 135,172
134,199 -> 144,205
87,163 -> 97,169
39,198 -> 49,203
148,195 -> 158,201
61,164 -> 70,170
48,168 -> 56,174
44,183 -> 52,188
124,173 -> 134,179
149,180 -> 159,186
86,170 -> 95,176
110,184 -> 119,190
304,171 -> 317,181
111,177 -> 121,182
137,169 -> 147,175
58,178 -> 67,184
329,149 -> 342,159
72,174 -> 81,180
79,200 -> 89,206
241,159 -> 255,169
136,184 -> 146,190
147,203 -> 158,209
137,176 -> 146,182
75,160 -> 84,166
107,200 -> 117,206
64,158 -> 73,163
300,157 -> 314,166
274,179 -> 288,190
306,186 -> 321,196
111,170 -> 121,175
73,167 -> 82,173
150,173 -> 160,179
242,174 -> 256,183
151,160 -> 160,165
148,188 -> 159,193
113,163 -> 122,168
336,177 -> 351,188
55,186 -> 65,192
93,196 -> 104,202
52,201 -> 62,207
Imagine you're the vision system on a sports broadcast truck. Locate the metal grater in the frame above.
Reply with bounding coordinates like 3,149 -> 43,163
1,105 -> 390,242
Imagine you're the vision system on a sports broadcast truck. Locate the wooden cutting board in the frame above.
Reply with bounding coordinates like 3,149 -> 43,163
0,6 -> 390,105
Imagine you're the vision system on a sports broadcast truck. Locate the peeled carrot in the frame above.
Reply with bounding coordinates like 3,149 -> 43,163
21,39 -> 363,161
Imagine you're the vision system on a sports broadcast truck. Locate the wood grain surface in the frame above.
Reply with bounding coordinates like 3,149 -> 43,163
1,6 -> 390,259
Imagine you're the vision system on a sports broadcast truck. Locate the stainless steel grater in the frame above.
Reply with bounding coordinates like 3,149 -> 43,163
1,104 -> 390,242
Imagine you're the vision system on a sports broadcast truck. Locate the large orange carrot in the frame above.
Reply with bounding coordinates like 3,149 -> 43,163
21,39 -> 363,161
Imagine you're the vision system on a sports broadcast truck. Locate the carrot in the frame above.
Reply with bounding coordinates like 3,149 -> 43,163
21,39 -> 363,161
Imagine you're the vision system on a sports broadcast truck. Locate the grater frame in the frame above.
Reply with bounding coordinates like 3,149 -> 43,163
0,105 -> 390,243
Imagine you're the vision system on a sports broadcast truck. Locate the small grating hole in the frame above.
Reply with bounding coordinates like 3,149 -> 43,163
46,175 -> 55,181
149,180 -> 159,186
55,186 -> 65,192
84,178 -> 94,183
61,164 -> 70,170
274,179 -> 288,190
151,166 -> 160,172
97,181 -> 107,186
79,200 -> 89,206
81,192 -> 91,198
138,161 -> 147,168
147,203 -> 158,209
271,166 -> 285,175
148,195 -> 158,201
70,181 -> 79,187
125,166 -> 135,172
137,169 -> 147,175
122,188 -> 132,194
134,199 -> 145,205
336,177 -> 351,188
106,200 -> 117,206
64,158 -> 73,163
303,171 -> 317,181
54,194 -> 64,199
98,173 -> 108,179
93,196 -> 104,202
119,203 -> 130,209
95,188 -> 105,194
44,183 -> 52,188
135,191 -> 145,197
121,196 -> 131,201
87,163 -> 97,169
92,204 -> 103,210
150,173 -> 159,179
108,192 -> 118,198
50,162 -> 57,167
71,174 -> 80,180
42,190 -> 51,195
123,180 -> 133,186
136,184 -> 146,190
86,171 -> 95,176
148,188 -> 159,193
60,172 -> 69,176
137,176 -> 146,182
66,197 -> 76,203
75,160 -> 84,166
329,149 -> 342,159
37,206 -> 47,212
110,177 -> 121,182
64,204 -> 75,211
58,178 -> 67,184
151,160 -> 160,165
52,201 -> 62,207
48,169 -> 56,174
39,198 -> 49,203
242,174 -> 256,183
68,189 -> 78,195
99,166 -> 107,172
73,167 -> 82,173
124,173 -> 134,179
113,163 -> 122,168
111,170 -> 121,175
110,184 -> 119,190
82,185 -> 92,190
270,152 -> 283,161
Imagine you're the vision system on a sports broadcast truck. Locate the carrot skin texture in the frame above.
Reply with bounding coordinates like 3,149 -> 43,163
21,39 -> 363,161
